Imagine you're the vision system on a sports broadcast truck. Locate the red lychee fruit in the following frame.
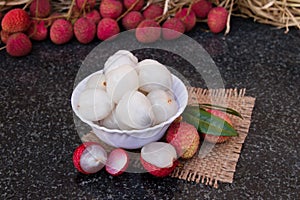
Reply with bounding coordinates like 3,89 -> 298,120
6,33 -> 32,57
50,19 -> 73,45
191,0 -> 212,19
142,4 -> 163,20
27,20 -> 48,41
105,148 -> 129,176
1,8 -> 31,33
73,142 -> 107,174
122,11 -> 144,30
97,18 -> 120,40
166,121 -> 200,159
207,7 -> 228,34
100,0 -> 123,19
162,18 -> 185,40
201,109 -> 233,144
135,19 -> 161,43
76,0 -> 96,10
175,8 -> 196,32
124,0 -> 144,11
29,0 -> 52,18
85,9 -> 101,24
45,12 -> 62,26
74,17 -> 96,44
1,30 -> 12,44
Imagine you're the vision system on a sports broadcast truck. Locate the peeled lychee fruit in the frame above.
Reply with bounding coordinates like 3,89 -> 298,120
1,8 -> 31,33
29,0 -> 52,18
175,8 -> 196,32
124,0 -> 144,11
166,121 -> 200,159
74,17 -> 96,44
76,0 -> 96,10
207,7 -> 228,34
105,148 -> 129,176
97,18 -> 120,40
0,30 -> 12,44
6,33 -> 32,57
50,19 -> 73,45
162,18 -> 185,40
73,142 -> 107,174
85,9 -> 101,24
135,19 -> 161,43
201,109 -> 233,144
192,0 -> 212,19
143,4 -> 163,20
140,142 -> 178,177
27,20 -> 48,41
122,11 -> 144,30
100,0 -> 123,19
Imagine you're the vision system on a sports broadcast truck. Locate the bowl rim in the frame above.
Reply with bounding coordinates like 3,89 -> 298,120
71,70 -> 188,135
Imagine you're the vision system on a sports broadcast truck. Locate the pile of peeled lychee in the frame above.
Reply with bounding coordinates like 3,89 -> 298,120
0,0 -> 228,57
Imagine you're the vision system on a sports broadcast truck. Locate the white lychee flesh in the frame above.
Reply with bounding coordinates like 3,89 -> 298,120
104,50 -> 138,74
80,144 -> 107,174
106,148 -> 129,175
86,73 -> 106,90
101,109 -> 119,129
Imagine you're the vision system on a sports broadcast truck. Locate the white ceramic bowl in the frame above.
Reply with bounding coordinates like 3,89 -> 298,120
71,70 -> 188,149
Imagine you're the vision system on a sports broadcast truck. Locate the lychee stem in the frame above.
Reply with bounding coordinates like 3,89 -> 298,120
116,0 -> 140,22
0,46 -> 6,51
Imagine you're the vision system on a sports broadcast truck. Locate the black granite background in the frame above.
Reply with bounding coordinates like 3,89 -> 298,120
0,17 -> 299,199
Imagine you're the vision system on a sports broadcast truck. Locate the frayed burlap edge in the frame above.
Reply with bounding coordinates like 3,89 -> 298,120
170,87 -> 256,188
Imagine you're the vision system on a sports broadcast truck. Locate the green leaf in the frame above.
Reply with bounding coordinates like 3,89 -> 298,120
188,104 -> 243,119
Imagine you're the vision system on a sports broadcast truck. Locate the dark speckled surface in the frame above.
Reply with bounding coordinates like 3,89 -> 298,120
0,17 -> 299,199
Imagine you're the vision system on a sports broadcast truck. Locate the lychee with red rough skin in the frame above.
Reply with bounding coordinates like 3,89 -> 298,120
29,0 -> 52,18
162,18 -> 185,40
27,20 -> 48,41
73,142 -> 107,174
85,9 -> 101,24
207,7 -> 228,34
50,19 -> 73,45
201,109 -> 233,144
74,17 -> 96,44
143,4 -> 163,20
140,142 -> 178,177
124,0 -> 144,11
135,19 -> 161,43
166,121 -> 200,159
122,11 -> 144,30
76,0 -> 96,10
100,0 -> 123,19
175,8 -> 196,32
192,0 -> 212,19
1,30 -> 12,44
105,148 -> 129,176
97,18 -> 120,40
1,8 -> 31,33
6,33 -> 32,57
45,12 -> 62,26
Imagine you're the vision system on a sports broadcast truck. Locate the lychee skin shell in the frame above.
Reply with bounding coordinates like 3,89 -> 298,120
135,19 -> 161,43
192,0 -> 212,19
207,7 -> 228,34
29,0 -> 52,18
201,109 -> 232,144
100,0 -> 123,19
97,18 -> 120,40
74,17 -> 96,44
124,0 -> 144,11
162,18 -> 185,40
122,11 -> 144,30
140,156 -> 178,177
50,19 -> 73,45
175,8 -> 196,32
76,0 -> 96,10
143,4 -> 163,20
85,9 -> 101,24
6,33 -> 32,57
1,8 -> 31,33
27,20 -> 48,41
166,122 -> 200,159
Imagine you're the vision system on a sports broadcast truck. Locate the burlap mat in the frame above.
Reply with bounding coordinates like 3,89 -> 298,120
81,88 -> 256,188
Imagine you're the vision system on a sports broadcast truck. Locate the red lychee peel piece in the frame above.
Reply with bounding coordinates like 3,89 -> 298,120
100,0 -> 123,19
162,18 -> 185,40
135,19 -> 161,43
1,8 -> 31,33
50,19 -> 73,45
207,7 -> 228,34
140,156 -> 178,177
105,148 -> 129,176
97,18 -> 120,40
30,0 -> 52,18
192,0 -> 212,19
27,20 -> 48,41
175,8 -> 196,32
143,4 -> 163,20
6,33 -> 32,57
122,11 -> 144,30
124,0 -> 144,11
74,17 -> 96,44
